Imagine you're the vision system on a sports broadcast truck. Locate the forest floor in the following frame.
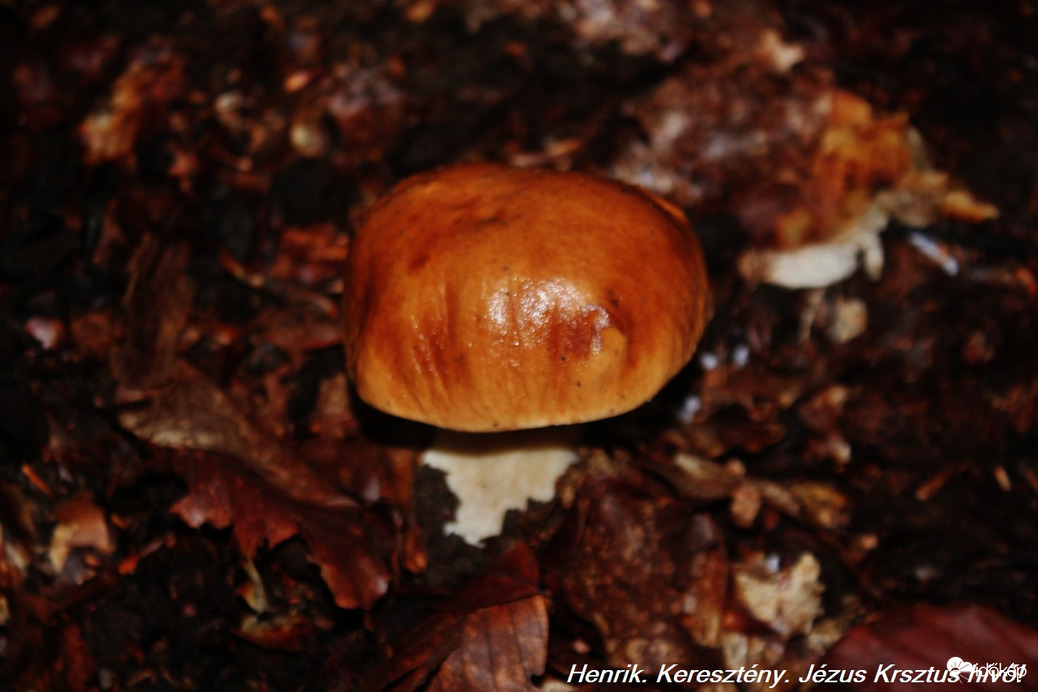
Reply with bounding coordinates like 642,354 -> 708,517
2,1 -> 1037,689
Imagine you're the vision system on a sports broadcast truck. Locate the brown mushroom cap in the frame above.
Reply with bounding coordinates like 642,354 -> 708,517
343,163 -> 709,432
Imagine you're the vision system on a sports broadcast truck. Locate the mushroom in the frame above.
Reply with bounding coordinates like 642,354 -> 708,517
343,163 -> 709,542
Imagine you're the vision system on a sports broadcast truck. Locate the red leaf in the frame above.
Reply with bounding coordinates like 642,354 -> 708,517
822,603 -> 1038,690
168,449 -> 393,610
119,360 -> 402,609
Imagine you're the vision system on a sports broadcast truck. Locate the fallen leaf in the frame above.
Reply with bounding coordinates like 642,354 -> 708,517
79,47 -> 185,167
165,448 -> 394,610
822,603 -> 1038,690
111,234 -> 192,389
545,475 -> 726,665
119,360 -> 347,507
361,545 -> 548,692
648,454 -> 848,530
733,551 -> 824,638
48,495 -> 113,576
109,209 -> 409,611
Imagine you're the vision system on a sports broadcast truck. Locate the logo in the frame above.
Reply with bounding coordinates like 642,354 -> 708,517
946,657 -> 974,682
947,657 -> 1028,684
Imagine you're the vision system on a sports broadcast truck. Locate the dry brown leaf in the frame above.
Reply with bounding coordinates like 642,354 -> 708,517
732,552 -> 824,638
426,595 -> 548,692
362,545 -> 547,692
545,476 -> 726,666
110,219 -> 408,611
312,435 -> 426,573
118,358 -> 399,609
79,48 -> 185,167
649,454 -> 849,530
111,234 -> 192,389
48,496 -> 113,578
119,360 -> 347,507
165,448 -> 393,610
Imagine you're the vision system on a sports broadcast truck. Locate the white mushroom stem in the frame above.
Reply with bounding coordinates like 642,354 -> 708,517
421,426 -> 582,545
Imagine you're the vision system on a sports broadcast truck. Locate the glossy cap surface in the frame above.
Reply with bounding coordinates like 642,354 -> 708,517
343,163 -> 709,431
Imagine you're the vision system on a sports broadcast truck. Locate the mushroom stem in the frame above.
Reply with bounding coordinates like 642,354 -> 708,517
422,425 -> 582,544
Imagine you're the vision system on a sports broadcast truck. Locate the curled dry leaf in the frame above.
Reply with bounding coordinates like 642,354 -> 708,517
118,361 -> 347,507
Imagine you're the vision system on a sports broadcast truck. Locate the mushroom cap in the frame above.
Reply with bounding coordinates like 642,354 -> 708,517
343,163 -> 709,432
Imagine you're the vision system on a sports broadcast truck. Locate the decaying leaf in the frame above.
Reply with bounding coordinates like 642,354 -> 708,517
111,234 -> 192,389
733,551 -> 824,638
162,447 -> 393,610
648,453 -> 849,530
118,358 -> 404,609
79,48 -> 185,167
545,475 -> 726,667
361,545 -> 548,692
